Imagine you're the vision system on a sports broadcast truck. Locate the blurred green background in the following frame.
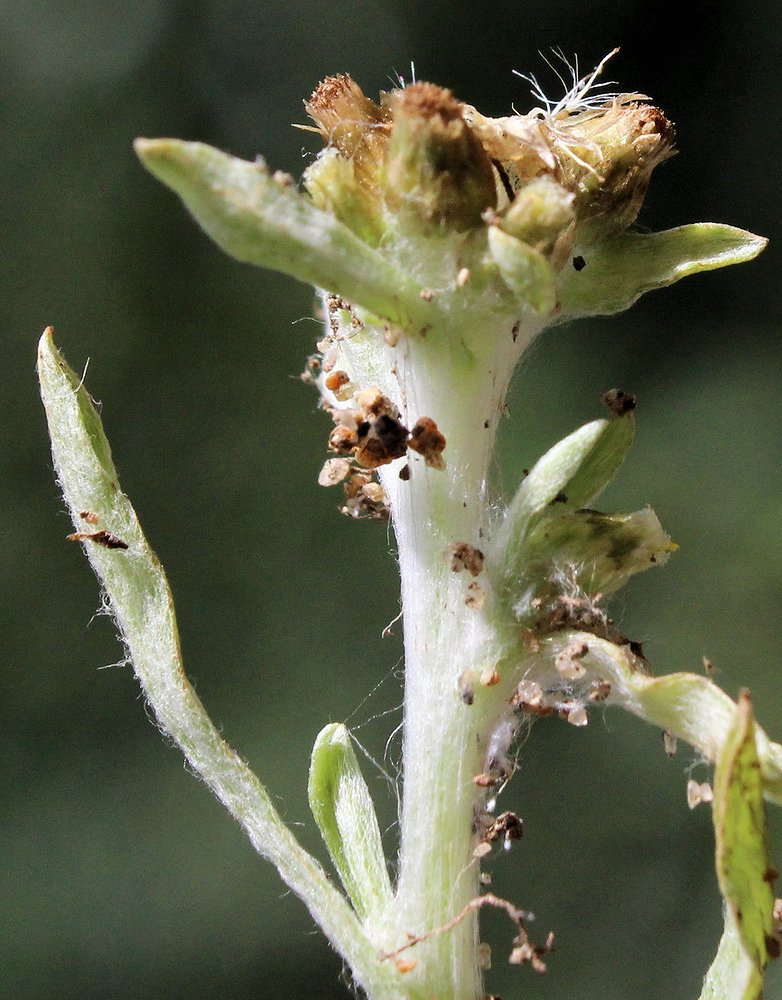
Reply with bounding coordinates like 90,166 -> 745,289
4,1 -> 782,997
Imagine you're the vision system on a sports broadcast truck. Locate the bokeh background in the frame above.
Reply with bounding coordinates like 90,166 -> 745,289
4,2 -> 782,998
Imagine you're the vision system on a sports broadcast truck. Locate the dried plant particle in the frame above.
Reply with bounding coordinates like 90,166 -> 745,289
332,407 -> 360,429
466,581 -> 486,610
479,666 -> 500,687
511,320 -> 520,341
339,486 -> 390,521
478,942 -> 492,970
686,779 -> 714,809
566,706 -> 588,727
419,288 -> 434,301
473,841 -> 492,859
328,424 -> 358,454
515,678 -> 543,709
321,346 -> 339,373
602,387 -> 637,417
338,468 -> 389,520
343,471 -> 372,500
334,382 -> 356,402
588,679 -> 611,702
509,928 -> 554,972
66,530 -> 128,550
361,482 -> 386,504
473,772 -> 499,787
662,730 -> 678,758
458,669 -> 475,705
509,943 -> 531,967
408,416 -> 447,469
354,386 -> 384,413
324,369 -> 351,392
356,412 -> 409,468
79,511 -> 100,524
399,463 -> 410,481
703,656 -> 715,676
383,326 -> 401,347
446,541 -> 485,576
482,811 -> 524,845
554,641 -> 589,680
318,457 -> 352,487
457,267 -> 471,286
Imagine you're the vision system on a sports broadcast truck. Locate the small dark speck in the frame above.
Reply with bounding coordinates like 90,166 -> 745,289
572,255 -> 586,271
66,529 -> 129,550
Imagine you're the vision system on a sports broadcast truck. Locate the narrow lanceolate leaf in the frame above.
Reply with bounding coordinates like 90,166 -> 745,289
134,138 -> 432,331
309,723 -> 393,924
531,633 -> 782,807
704,690 -> 778,998
489,410 -> 634,593
558,224 -> 767,318
37,329 -> 400,1000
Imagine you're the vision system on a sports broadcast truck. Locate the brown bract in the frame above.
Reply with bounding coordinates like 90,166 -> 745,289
305,74 -> 390,188
384,82 -> 497,229
467,97 -> 675,240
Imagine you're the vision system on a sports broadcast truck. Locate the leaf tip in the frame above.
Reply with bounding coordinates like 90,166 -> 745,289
38,324 -> 55,357
133,137 -> 200,189
37,325 -> 62,382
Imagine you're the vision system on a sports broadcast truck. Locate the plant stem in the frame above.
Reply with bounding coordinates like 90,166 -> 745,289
375,323 -> 534,997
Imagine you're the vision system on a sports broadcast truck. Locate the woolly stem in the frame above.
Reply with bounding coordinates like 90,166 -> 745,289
374,321 -> 536,998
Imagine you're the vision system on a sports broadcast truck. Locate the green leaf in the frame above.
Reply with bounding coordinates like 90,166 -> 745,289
309,723 -> 393,923
705,690 -> 777,998
134,138 -> 431,330
37,330 -> 399,996
530,632 -> 782,807
486,226 -> 556,313
521,506 -> 673,597
489,409 -> 634,599
558,224 -> 767,318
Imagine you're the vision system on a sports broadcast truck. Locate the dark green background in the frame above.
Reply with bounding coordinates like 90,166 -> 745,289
4,2 -> 782,997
